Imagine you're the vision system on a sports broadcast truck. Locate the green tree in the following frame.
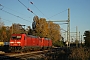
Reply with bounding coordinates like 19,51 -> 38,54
84,30 -> 90,47
53,40 -> 65,47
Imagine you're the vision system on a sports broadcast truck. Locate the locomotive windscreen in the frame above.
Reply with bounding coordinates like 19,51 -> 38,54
11,36 -> 21,40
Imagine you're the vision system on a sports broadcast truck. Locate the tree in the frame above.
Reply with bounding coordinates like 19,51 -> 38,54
0,26 -> 12,42
6,26 -> 11,42
84,30 -> 90,47
0,26 -> 6,42
11,23 -> 25,34
69,47 -> 90,60
0,19 -> 5,42
26,26 -> 32,35
33,17 -> 49,37
32,16 -> 61,43
48,21 -> 61,43
53,40 -> 65,47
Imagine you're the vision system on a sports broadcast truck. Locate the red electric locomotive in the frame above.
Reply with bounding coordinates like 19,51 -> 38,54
9,34 -> 52,52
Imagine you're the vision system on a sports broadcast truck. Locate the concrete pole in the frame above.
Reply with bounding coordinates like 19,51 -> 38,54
67,25 -> 68,47
76,26 -> 78,47
76,26 -> 78,41
81,35 -> 82,46
12,23 -> 13,34
79,32 -> 80,43
68,8 -> 70,47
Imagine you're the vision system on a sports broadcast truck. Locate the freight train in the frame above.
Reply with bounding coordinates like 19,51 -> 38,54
0,42 -> 9,52
9,34 -> 52,52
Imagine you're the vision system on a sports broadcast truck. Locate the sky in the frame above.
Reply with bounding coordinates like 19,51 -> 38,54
0,0 -> 90,42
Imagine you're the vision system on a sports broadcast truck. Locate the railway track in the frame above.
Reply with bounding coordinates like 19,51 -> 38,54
0,47 -> 69,60
7,50 -> 47,56
0,50 -> 49,60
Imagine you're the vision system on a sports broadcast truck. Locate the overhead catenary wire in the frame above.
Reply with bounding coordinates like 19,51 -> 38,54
18,0 -> 28,9
29,1 -> 68,20
29,1 -> 48,19
0,17 -> 13,23
18,0 -> 37,16
47,9 -> 68,19
0,9 -> 31,22
0,4 -> 32,22
0,4 -> 31,18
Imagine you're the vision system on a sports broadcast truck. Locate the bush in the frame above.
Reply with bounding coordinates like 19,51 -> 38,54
53,40 -> 64,47
69,47 -> 90,60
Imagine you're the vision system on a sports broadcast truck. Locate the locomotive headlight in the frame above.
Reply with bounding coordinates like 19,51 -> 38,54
17,42 -> 21,43
10,42 -> 14,43
17,42 -> 21,46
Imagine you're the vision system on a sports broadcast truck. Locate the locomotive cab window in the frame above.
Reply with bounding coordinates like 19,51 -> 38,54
11,36 -> 21,40
11,36 -> 16,39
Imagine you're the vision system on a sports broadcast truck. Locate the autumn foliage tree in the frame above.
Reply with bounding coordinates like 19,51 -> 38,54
69,47 -> 90,60
35,18 -> 49,38
26,26 -> 32,35
0,26 -> 11,42
48,21 -> 61,42
11,23 -> 25,34
32,16 -> 61,43
0,19 -> 8,42
0,16 -> 61,44
0,26 -> 7,42
12,23 -> 21,34
0,21 -> 26,42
